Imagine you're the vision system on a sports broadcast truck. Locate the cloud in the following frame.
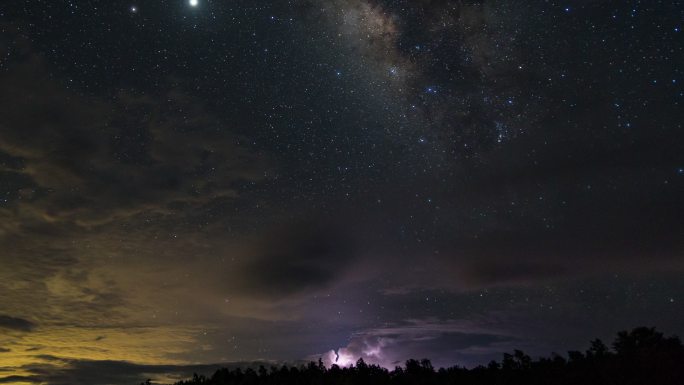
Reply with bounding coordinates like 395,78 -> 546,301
7,356 -> 293,385
0,315 -> 36,332
0,375 -> 39,384
317,319 -> 518,368
0,348 -> 10,353
0,31 -> 289,378
10,357 -> 217,385
433,224 -> 684,289
0,31 -> 268,232
229,222 -> 356,299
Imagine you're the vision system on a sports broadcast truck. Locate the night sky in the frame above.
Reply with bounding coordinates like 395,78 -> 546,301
1,0 -> 683,384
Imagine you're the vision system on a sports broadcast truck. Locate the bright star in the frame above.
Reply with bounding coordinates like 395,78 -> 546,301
189,0 -> 198,7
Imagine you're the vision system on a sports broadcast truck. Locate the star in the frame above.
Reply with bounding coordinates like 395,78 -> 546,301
189,0 -> 199,7
130,5 -> 137,13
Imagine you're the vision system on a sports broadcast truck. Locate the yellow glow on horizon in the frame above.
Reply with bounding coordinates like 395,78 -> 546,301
0,325 -> 200,383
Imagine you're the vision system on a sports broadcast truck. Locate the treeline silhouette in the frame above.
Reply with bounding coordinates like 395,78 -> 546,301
149,327 -> 684,385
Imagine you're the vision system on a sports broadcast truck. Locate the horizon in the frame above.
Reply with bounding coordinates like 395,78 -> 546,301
6,327 -> 680,384
1,1 -> 683,384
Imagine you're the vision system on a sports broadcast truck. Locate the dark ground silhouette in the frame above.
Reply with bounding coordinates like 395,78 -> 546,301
144,327 -> 684,385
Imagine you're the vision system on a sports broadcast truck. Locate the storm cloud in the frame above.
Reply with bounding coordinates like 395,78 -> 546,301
0,315 -> 36,333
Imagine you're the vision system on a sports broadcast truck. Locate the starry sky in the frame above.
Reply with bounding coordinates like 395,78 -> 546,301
1,0 -> 683,384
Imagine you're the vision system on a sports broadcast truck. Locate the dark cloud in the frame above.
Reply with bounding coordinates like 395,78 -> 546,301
0,315 -> 36,332
437,220 -> 684,288
0,348 -> 10,353
13,358 -> 214,385
0,31 -> 267,231
10,356 -> 293,385
232,222 -> 356,298
25,347 -> 42,352
0,375 -> 40,384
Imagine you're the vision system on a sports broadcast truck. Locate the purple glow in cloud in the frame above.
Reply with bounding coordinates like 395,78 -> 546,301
316,319 -> 520,369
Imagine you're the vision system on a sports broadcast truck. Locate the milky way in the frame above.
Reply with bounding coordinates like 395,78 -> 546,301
0,1 -> 683,384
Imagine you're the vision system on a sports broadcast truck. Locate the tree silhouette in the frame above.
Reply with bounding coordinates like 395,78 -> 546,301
164,327 -> 684,385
